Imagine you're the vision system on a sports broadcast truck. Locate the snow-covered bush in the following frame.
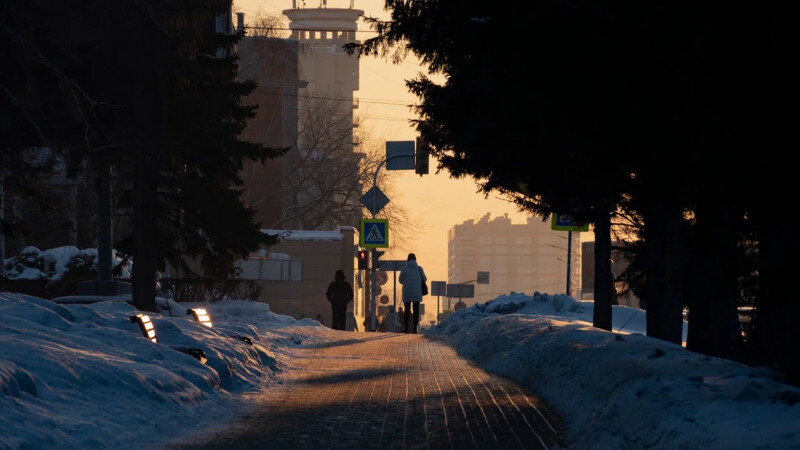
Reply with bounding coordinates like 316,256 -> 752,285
1,246 -> 131,298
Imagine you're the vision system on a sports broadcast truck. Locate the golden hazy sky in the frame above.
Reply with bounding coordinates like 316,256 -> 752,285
234,1 -> 565,316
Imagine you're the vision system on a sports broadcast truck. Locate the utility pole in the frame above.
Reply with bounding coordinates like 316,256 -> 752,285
566,230 -> 572,296
0,176 -> 5,279
97,161 -> 113,283
368,154 -> 404,331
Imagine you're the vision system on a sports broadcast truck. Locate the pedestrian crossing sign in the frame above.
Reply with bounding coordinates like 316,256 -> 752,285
360,218 -> 389,248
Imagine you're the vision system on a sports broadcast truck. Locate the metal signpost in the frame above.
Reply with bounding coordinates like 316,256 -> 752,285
551,214 -> 589,297
359,141 -> 416,331
377,260 -> 406,271
431,281 -> 447,321
446,283 -> 475,310
360,140 -> 421,331
377,260 -> 407,309
385,141 -> 416,170
360,219 -> 389,249
360,186 -> 390,217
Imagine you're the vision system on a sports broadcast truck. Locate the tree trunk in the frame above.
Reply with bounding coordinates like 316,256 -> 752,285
593,206 -> 613,331
686,202 -> 741,359
131,160 -> 157,312
755,219 -> 800,383
643,203 -> 685,344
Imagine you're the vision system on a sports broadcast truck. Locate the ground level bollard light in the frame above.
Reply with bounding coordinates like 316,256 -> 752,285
130,314 -> 157,343
186,308 -> 213,328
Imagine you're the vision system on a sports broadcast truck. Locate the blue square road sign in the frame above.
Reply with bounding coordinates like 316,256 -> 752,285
360,219 -> 389,248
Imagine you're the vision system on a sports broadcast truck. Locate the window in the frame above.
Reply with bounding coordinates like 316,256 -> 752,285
236,259 -> 303,281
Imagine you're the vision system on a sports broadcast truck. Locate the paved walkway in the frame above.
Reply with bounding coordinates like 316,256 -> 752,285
178,333 -> 563,449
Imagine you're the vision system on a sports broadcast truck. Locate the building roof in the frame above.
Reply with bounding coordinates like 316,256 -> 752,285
262,226 -> 356,242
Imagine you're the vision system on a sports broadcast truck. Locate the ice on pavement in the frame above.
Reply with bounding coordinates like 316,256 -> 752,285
429,291 -> 800,449
0,292 -> 323,449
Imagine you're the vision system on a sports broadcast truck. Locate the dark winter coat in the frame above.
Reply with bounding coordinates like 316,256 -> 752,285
398,260 -> 427,303
326,280 -> 353,309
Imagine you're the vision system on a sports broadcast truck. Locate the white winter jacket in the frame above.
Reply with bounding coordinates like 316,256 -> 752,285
398,259 -> 427,303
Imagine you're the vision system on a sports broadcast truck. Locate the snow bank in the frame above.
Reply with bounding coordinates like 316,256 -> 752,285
0,293 -> 321,449
261,229 -> 344,242
483,291 -> 687,343
428,292 -> 800,449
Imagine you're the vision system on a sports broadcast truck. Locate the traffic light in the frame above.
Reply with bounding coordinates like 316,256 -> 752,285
415,137 -> 430,176
373,250 -> 385,270
358,250 -> 368,270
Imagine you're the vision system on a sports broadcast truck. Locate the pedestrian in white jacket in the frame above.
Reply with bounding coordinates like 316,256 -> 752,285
398,253 -> 427,333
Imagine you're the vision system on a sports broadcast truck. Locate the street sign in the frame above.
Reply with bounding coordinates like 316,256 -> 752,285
376,270 -> 388,286
447,283 -> 475,298
431,281 -> 447,296
551,214 -> 590,232
360,219 -> 389,248
477,271 -> 490,284
377,260 -> 406,271
379,294 -> 390,304
386,141 -> 416,170
360,186 -> 390,216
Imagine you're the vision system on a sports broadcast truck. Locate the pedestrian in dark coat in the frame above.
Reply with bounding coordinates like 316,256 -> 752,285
398,253 -> 427,333
326,270 -> 353,330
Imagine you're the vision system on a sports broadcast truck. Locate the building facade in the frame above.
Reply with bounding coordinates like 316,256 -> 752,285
236,227 -> 365,329
238,35 -> 302,228
448,214 -> 581,305
237,4 -> 364,231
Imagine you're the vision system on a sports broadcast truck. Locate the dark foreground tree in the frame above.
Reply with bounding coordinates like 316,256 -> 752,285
351,0 -> 632,331
98,1 -> 283,311
2,1 -> 283,311
353,0 -> 800,374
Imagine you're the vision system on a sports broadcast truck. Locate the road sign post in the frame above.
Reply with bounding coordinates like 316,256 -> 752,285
551,214 -> 588,297
360,186 -> 390,217
360,219 -> 389,248
431,281 -> 446,322
363,144 -> 423,331
386,141 -> 416,170
376,270 -> 388,286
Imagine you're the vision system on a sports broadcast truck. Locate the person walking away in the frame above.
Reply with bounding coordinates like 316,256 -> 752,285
398,253 -> 427,333
326,270 -> 353,330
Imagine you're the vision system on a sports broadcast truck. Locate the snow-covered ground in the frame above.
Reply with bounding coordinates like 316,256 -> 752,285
0,293 -> 326,449
428,292 -> 800,449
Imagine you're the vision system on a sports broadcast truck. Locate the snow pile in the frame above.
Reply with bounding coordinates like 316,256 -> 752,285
476,291 -> 686,342
3,246 -> 132,281
429,292 -> 800,449
261,229 -> 345,242
0,293 -> 321,449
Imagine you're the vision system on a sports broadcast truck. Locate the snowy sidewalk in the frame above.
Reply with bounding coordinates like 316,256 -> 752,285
172,333 -> 564,449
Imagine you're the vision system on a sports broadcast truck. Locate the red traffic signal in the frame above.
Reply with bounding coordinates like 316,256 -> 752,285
358,250 -> 368,270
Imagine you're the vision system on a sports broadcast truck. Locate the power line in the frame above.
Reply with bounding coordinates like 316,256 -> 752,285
286,93 -> 419,107
253,101 -> 415,122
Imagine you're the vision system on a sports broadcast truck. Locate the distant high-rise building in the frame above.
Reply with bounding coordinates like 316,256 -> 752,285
447,214 -> 581,305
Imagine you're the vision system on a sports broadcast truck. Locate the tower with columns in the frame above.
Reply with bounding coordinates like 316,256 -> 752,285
283,3 -> 363,152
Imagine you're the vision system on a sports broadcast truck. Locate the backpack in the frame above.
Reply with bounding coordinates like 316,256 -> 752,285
419,267 -> 428,296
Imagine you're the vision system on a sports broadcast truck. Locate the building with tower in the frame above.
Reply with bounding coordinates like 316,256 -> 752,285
238,2 -> 363,230
234,3 -> 366,327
